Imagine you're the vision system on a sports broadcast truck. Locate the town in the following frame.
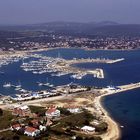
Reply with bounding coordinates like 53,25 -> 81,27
0,85 -> 107,140
0,30 -> 140,52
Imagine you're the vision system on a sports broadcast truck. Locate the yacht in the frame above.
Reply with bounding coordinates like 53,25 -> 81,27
3,83 -> 12,88
71,73 -> 87,80
38,82 -> 44,86
49,84 -> 54,87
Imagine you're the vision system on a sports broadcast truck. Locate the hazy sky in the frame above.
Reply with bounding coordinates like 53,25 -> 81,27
0,0 -> 139,24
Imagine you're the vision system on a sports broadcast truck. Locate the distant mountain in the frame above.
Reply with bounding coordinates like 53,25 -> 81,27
31,21 -> 119,28
95,21 -> 119,26
0,21 -> 140,37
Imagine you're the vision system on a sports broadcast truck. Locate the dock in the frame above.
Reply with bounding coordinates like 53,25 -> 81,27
102,82 -> 140,94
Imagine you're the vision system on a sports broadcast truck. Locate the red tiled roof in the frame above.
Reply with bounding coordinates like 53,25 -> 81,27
31,119 -> 39,124
25,127 -> 37,133
12,124 -> 21,129
46,108 -> 56,114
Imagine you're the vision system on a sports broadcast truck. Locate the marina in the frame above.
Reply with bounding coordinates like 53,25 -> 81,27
20,54 -> 124,79
0,48 -> 140,140
0,48 -> 139,97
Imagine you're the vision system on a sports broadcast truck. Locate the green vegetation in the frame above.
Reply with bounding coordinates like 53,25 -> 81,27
0,131 -> 32,140
75,136 -> 102,140
60,111 -> 94,127
0,110 -> 14,129
29,105 -> 46,116
57,107 -> 71,115
95,122 -> 108,133
0,108 -> 3,116
51,111 -> 95,136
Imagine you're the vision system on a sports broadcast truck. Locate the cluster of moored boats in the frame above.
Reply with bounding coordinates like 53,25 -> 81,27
21,56 -> 60,74
0,55 -> 23,69
37,82 -> 54,88
2,81 -> 57,101
3,82 -> 27,92
20,55 -> 90,80
70,72 -> 87,79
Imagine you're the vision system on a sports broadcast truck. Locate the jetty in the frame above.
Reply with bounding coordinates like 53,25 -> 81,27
117,82 -> 140,93
68,58 -> 125,65
102,82 -> 140,94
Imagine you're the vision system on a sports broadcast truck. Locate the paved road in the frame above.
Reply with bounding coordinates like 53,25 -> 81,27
0,128 -> 10,133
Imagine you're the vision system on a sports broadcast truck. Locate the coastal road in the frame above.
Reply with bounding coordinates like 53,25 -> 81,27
1,89 -> 97,109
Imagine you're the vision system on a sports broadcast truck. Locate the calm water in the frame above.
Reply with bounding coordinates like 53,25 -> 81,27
0,48 -> 140,140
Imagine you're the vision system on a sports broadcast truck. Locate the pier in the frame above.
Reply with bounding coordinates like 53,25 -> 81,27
102,82 -> 140,94
68,58 -> 125,65
117,82 -> 140,93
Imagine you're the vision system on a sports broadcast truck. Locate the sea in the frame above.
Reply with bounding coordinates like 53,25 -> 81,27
0,48 -> 140,140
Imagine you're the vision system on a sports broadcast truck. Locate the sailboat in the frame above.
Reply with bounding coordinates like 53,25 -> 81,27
3,83 -> 12,88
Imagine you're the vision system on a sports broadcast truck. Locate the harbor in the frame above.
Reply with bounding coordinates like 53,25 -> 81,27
21,54 -> 124,79
0,48 -> 140,140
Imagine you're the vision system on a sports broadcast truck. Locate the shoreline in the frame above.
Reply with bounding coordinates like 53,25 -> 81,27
95,93 -> 121,140
96,83 -> 140,140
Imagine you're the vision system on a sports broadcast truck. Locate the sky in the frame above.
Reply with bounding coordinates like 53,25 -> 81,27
0,0 -> 139,25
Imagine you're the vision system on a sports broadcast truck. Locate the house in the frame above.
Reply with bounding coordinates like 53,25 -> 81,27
24,126 -> 40,137
31,119 -> 39,127
45,106 -> 60,118
11,124 -> 21,131
66,105 -> 81,113
12,105 -> 31,117
81,126 -> 95,132
39,125 -> 46,131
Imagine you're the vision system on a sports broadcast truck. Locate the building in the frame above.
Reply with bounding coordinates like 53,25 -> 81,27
24,126 -> 40,137
66,105 -> 81,113
12,105 -> 31,117
39,125 -> 46,131
45,106 -> 60,118
81,126 -> 95,132
11,124 -> 21,131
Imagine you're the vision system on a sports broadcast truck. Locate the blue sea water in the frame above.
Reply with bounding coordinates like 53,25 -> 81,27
0,48 -> 140,139
102,89 -> 140,140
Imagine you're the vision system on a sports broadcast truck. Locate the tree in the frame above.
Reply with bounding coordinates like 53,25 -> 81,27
28,121 -> 33,127
0,108 -> 3,116
12,135 -> 20,140
84,120 -> 90,125
76,136 -> 84,140
96,122 -> 108,132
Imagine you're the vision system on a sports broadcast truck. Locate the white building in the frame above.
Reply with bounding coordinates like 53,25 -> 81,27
81,126 -> 95,132
45,107 -> 60,118
67,106 -> 81,113
39,125 -> 46,131
24,127 -> 40,137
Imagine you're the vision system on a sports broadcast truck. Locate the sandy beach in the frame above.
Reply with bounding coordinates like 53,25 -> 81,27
95,93 -> 121,140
